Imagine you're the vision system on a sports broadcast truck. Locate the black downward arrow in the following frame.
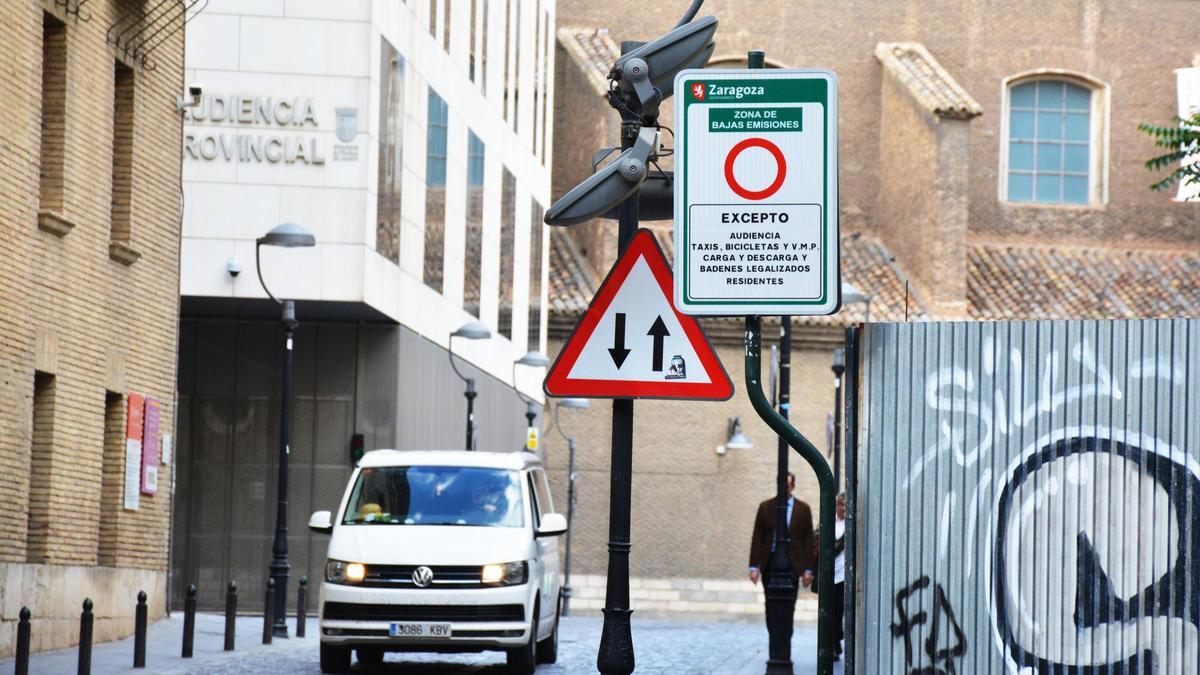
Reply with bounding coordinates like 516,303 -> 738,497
609,313 -> 631,368
648,316 -> 670,372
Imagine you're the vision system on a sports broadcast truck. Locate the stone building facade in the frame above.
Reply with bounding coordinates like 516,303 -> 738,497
0,0 -> 184,656
544,1 -> 1199,620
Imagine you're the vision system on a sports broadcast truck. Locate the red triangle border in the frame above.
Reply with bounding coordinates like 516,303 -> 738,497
543,229 -> 734,401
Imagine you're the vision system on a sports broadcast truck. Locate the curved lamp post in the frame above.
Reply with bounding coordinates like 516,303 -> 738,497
513,351 -> 550,449
255,222 -> 315,638
553,397 -> 590,615
449,321 -> 492,450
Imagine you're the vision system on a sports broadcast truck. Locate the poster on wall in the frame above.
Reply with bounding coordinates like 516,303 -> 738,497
123,392 -> 144,510
141,397 -> 160,495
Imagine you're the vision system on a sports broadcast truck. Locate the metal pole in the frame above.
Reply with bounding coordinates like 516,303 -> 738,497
224,581 -> 237,651
832,372 -> 842,491
562,437 -> 577,616
842,327 -> 860,673
182,585 -> 196,658
465,378 -> 477,451
597,45 -> 641,672
77,599 -> 93,675
765,316 -> 796,674
269,301 -> 296,638
746,316 -> 836,675
748,47 -> 798,675
297,576 -> 308,638
262,578 -> 275,645
133,591 -> 147,668
16,607 -> 31,675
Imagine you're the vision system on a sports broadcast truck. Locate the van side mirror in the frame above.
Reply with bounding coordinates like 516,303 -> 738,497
308,510 -> 333,534
536,513 -> 568,538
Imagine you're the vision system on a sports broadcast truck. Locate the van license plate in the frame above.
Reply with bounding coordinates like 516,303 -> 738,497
389,622 -> 451,638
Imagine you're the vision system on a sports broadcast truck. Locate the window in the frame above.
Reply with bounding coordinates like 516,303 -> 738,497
503,0 -> 516,125
528,200 -> 545,350
464,130 -> 486,317
532,5 -> 542,154
109,60 -> 136,262
26,372 -> 56,562
377,38 -> 406,264
98,392 -> 124,565
39,12 -> 67,219
476,0 -> 489,94
539,8 -> 551,163
442,0 -> 450,52
1004,78 -> 1102,205
498,168 -> 517,339
341,466 -> 525,528
424,89 -> 449,293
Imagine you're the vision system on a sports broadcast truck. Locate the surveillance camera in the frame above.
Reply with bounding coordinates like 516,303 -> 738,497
188,84 -> 203,102
226,257 -> 243,278
609,15 -> 718,117
544,126 -> 657,227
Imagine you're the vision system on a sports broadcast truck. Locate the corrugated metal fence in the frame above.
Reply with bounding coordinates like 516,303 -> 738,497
854,319 -> 1199,674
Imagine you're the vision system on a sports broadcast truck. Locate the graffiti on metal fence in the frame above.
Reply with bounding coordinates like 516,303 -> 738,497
860,321 -> 1199,675
993,435 -> 1200,673
892,575 -> 966,675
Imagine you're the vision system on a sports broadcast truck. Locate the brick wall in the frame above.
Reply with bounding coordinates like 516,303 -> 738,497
0,0 -> 183,656
554,0 -> 1199,244
542,326 -> 843,586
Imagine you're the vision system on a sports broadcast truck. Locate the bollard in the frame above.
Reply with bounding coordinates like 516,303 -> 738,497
77,598 -> 93,675
224,581 -> 237,651
15,607 -> 31,675
133,591 -> 147,668
262,578 -> 275,645
182,584 -> 197,658
296,576 -> 308,638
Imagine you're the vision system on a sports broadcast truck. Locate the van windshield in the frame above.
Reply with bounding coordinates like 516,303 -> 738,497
341,466 -> 524,527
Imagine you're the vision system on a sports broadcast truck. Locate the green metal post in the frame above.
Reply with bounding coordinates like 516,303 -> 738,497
745,316 -> 836,675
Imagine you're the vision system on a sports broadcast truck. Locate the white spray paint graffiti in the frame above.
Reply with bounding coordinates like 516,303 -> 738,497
861,321 -> 1198,675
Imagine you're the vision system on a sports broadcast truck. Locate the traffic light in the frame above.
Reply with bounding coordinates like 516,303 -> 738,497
349,433 -> 365,464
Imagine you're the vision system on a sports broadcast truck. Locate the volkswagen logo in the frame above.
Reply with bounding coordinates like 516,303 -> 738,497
412,566 -> 434,588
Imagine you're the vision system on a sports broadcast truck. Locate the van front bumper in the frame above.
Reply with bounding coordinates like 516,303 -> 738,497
317,581 -> 534,651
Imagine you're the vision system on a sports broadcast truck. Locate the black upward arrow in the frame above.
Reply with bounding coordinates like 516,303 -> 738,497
609,313 -> 631,368
648,316 -> 670,372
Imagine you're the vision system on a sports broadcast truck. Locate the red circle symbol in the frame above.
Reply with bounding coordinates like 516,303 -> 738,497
723,137 -> 787,200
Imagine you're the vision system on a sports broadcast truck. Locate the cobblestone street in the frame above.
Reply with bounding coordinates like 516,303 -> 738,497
2,613 -> 843,674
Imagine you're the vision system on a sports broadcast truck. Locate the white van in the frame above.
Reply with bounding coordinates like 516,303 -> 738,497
308,450 -> 567,673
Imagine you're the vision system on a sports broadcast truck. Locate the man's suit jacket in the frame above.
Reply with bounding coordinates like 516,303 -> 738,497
749,496 -> 815,577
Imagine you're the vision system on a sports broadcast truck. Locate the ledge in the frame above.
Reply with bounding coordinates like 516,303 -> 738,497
109,241 -> 141,266
37,210 -> 76,237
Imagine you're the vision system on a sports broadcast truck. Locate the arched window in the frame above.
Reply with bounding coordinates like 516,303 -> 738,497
1002,75 -> 1106,205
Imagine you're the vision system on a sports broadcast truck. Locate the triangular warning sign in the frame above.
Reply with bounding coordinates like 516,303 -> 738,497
544,229 -> 733,400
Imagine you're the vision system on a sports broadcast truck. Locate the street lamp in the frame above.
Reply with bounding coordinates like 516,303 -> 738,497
831,347 -> 846,493
513,351 -> 550,450
841,281 -> 872,323
553,397 -> 590,616
255,222 -> 315,638
725,417 -> 754,451
449,321 -> 492,450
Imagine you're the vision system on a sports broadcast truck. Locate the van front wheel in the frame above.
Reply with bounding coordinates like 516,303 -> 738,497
537,596 -> 560,664
320,643 -> 351,673
506,605 -> 538,674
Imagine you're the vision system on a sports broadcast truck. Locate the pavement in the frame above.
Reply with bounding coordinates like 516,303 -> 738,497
1,613 -> 845,674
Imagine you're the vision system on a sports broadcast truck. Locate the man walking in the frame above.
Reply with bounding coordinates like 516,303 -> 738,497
748,472 -> 815,638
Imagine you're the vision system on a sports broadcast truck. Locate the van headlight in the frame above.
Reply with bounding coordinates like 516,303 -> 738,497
325,560 -> 366,584
481,561 -> 528,585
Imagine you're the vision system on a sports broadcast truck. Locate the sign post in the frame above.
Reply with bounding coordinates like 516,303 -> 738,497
675,59 -> 840,675
673,68 -> 839,316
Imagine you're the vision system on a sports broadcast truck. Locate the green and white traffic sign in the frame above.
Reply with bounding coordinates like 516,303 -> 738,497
672,70 -> 839,316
